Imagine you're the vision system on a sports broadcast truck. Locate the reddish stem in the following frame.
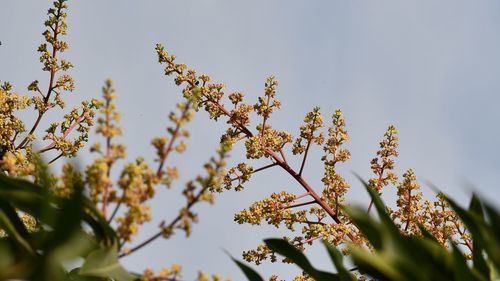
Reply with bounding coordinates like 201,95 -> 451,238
156,101 -> 192,177
294,192 -> 311,201
17,5 -> 63,150
284,200 -> 316,209
39,114 -> 84,153
299,138 -> 312,176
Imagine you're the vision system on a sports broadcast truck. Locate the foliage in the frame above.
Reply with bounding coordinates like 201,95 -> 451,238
0,160 -> 134,281
234,181 -> 499,281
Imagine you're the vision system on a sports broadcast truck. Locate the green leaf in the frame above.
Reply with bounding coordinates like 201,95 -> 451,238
322,240 -> 356,281
354,174 -> 399,235
44,183 -> 85,251
482,204 -> 500,276
343,205 -> 382,249
79,243 -> 135,281
68,268 -> 104,281
468,195 -> 490,279
265,238 -> 339,281
416,223 -> 439,244
227,251 -> 264,281
347,244 -> 405,281
0,173 -> 49,219
446,195 -> 500,275
81,198 -> 117,245
0,199 -> 33,255
450,243 -> 486,281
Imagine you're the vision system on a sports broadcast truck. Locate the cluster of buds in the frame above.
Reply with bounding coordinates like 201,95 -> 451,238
157,46 -> 474,279
368,125 -> 399,194
141,265 -> 230,281
292,106 -> 324,155
1,0 -> 99,177
390,169 -> 423,234
321,109 -> 351,213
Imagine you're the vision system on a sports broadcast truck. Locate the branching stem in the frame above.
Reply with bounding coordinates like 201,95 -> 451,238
17,4 -> 63,150
156,101 -> 192,177
284,200 -> 316,209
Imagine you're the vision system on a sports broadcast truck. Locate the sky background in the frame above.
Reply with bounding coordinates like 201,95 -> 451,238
2,0 -> 500,279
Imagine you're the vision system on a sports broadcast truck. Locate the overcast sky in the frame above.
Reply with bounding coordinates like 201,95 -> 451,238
2,1 -> 500,279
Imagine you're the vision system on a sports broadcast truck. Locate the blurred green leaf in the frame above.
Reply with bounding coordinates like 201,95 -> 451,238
228,252 -> 264,281
468,195 -> 490,279
322,240 -> 356,281
265,238 -> 340,281
79,243 -> 136,281
0,199 -> 33,255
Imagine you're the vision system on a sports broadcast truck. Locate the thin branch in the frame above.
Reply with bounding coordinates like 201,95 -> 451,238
235,134 -> 248,142
298,138 -> 312,176
36,87 -> 46,98
279,148 -> 288,165
259,93 -> 271,137
253,162 -> 278,174
120,174 -> 213,258
108,200 -> 121,223
101,97 -> 112,219
38,114 -> 84,153
229,162 -> 278,182
294,192 -> 310,201
17,4 -> 63,150
403,187 -> 412,232
156,101 -> 192,177
11,131 -> 19,147
453,221 -> 472,252
366,166 -> 386,214
298,236 -> 321,245
282,218 -> 325,226
284,200 -> 316,209
48,153 -> 63,164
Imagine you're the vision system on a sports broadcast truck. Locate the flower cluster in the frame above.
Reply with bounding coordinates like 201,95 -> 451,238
141,264 -> 230,281
1,0 -> 98,177
368,125 -> 399,194
390,169 -> 423,234
321,109 -> 350,212
157,46 -> 474,280
0,82 -> 30,157
1,0 -> 475,279
292,106 -> 324,156
1,2 -> 234,279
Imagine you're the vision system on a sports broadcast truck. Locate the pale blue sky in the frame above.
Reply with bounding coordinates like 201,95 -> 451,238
2,1 -> 500,279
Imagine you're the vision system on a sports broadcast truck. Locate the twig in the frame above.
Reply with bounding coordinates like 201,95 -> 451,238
279,148 -> 288,165
119,182 -> 208,258
253,162 -> 278,174
229,162 -> 278,182
299,236 -> 321,245
284,200 -> 316,209
298,138 -> 312,176
17,4 -> 63,150
294,192 -> 310,201
282,218 -> 325,226
108,200 -> 122,223
48,153 -> 63,164
101,96 -> 113,219
38,115 -> 84,153
156,101 -> 192,177
367,167 -> 386,214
